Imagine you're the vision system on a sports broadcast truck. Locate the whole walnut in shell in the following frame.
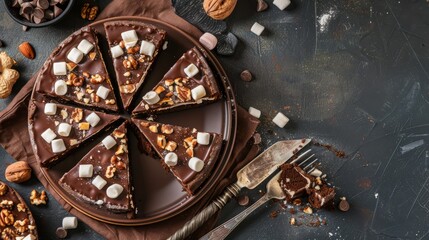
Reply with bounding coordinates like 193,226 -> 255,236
203,0 -> 238,20
5,161 -> 32,183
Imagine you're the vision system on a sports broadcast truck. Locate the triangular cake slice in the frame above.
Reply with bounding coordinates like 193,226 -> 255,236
29,99 -> 120,167
132,47 -> 221,116
104,21 -> 166,109
132,119 -> 223,195
35,26 -> 119,111
59,122 -> 133,212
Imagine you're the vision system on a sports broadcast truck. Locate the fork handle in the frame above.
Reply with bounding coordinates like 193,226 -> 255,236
167,183 -> 242,240
200,194 -> 270,240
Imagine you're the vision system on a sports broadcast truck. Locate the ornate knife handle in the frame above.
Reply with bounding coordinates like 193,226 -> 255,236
199,193 -> 269,240
167,183 -> 242,240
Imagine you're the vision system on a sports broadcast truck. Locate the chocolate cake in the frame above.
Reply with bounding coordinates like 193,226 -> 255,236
132,47 -> 221,116
104,21 -> 166,109
29,99 -> 120,167
308,184 -> 336,209
132,119 -> 223,195
0,181 -> 38,239
35,27 -> 118,112
59,122 -> 133,212
278,163 -> 313,201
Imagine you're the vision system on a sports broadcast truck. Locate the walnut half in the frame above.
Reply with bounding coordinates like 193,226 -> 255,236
30,190 -> 48,205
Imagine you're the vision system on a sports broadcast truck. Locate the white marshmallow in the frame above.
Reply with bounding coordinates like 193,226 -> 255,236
140,40 -> 155,57
41,128 -> 57,143
44,103 -> 57,115
191,85 -> 206,101
164,152 -> 178,166
273,0 -> 291,10
188,157 -> 204,172
248,107 -> 261,118
110,45 -> 124,58
121,30 -> 138,43
54,80 -> 68,96
53,62 -> 67,75
67,47 -> 84,64
62,216 -> 78,229
251,22 -> 265,36
106,184 -> 124,199
57,123 -> 72,137
77,39 -> 94,55
184,64 -> 199,78
96,86 -> 111,99
197,132 -> 210,145
79,164 -> 93,178
125,41 -> 138,48
310,168 -> 323,177
91,175 -> 107,190
143,91 -> 160,105
102,135 -> 116,149
96,200 -> 104,205
85,112 -> 100,127
51,139 -> 66,153
22,234 -> 36,240
199,32 -> 218,50
272,112 -> 289,128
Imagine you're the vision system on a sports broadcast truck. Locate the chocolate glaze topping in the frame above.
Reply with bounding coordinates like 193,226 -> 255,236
104,21 -> 166,110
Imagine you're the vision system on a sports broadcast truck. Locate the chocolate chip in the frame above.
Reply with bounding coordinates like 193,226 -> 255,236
257,0 -> 268,12
11,0 -> 20,8
44,9 -> 54,19
20,2 -> 34,15
32,7 -> 44,18
56,227 -> 67,239
237,195 -> 249,206
37,0 -> 49,9
338,199 -> 350,212
53,5 -> 63,17
240,70 -> 253,82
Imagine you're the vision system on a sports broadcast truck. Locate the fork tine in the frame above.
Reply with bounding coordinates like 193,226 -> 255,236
303,158 -> 319,171
289,149 -> 311,164
296,154 -> 315,167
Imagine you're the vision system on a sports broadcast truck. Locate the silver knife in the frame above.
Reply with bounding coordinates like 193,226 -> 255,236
167,139 -> 311,240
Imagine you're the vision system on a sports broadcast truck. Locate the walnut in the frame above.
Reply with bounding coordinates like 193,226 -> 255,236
30,190 -> 47,205
83,98 -> 90,104
315,177 -> 322,185
113,130 -> 125,139
140,122 -> 150,128
16,203 -> 26,212
90,93 -> 100,103
128,55 -> 138,69
71,75 -> 84,87
89,52 -> 97,60
115,144 -> 127,155
60,109 -> 68,119
174,78 -> 183,86
105,165 -> 116,178
203,0 -> 237,20
76,91 -> 84,100
66,62 -> 77,71
149,125 -> 158,133
0,184 -> 8,196
157,135 -> 166,149
90,74 -> 105,84
184,136 -> 197,148
13,219 -> 29,234
110,155 -> 118,165
71,108 -> 83,122
116,161 -> 126,170
176,86 -> 191,102
0,200 -> 13,209
165,141 -> 177,152
82,72 -> 90,78
126,45 -> 140,54
119,84 -> 136,94
154,86 -> 165,94
186,147 -> 194,157
161,125 -> 174,134
1,228 -> 16,240
164,79 -> 174,86
105,99 -> 116,105
0,209 -> 14,226
67,72 -> 77,82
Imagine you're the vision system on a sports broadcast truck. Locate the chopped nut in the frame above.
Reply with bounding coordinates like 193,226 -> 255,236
71,108 -> 83,122
165,141 -> 177,152
90,74 -> 105,84
0,200 -> 13,209
303,206 -> 313,214
66,62 -> 77,71
115,144 -> 127,155
113,130 -> 125,139
81,3 -> 90,19
315,177 -> 322,185
105,165 -> 116,178
164,79 -> 174,86
1,227 -> 16,239
157,135 -> 166,149
149,125 -> 158,133
30,190 -> 48,205
13,219 -> 29,234
290,217 -> 296,225
155,86 -> 165,94
138,55 -> 146,63
128,55 -> 138,69
16,203 -> 26,212
0,209 -> 14,226
72,76 -> 84,87
159,98 -> 174,106
140,122 -> 150,128
292,198 -> 302,206
82,72 -> 90,78
83,98 -> 90,104
186,147 -> 194,157
116,161 -> 126,170
90,93 -> 100,103
89,52 -> 96,60
60,109 -> 68,119
110,155 -> 118,165
120,84 -> 136,94
76,91 -> 84,100
123,71 -> 131,77
161,125 -> 174,134
105,99 -> 116,105
176,86 -> 191,102
86,87 -> 95,94
184,136 -> 197,148
88,6 -> 99,21
78,122 -> 90,130
126,45 -> 140,54
0,184 -> 8,196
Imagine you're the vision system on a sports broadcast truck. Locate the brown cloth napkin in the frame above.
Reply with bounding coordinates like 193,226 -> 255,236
0,1 -> 260,239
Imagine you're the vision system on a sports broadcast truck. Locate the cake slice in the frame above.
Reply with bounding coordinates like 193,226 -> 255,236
29,99 -> 120,167
35,26 -> 118,112
59,122 -> 133,212
132,119 -> 223,195
104,21 -> 166,109
308,183 -> 336,209
278,163 -> 314,201
132,47 -> 221,116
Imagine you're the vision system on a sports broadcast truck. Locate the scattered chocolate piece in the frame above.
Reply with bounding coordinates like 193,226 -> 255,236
257,0 -> 268,12
240,70 -> 253,82
56,227 -> 68,239
338,198 -> 350,212
22,25 -> 29,32
237,195 -> 249,206
10,0 -> 69,24
314,142 -> 346,158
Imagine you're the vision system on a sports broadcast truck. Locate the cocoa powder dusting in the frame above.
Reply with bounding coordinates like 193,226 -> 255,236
314,142 -> 346,158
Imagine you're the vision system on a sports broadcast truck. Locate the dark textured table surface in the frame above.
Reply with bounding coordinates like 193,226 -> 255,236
1,0 -> 429,239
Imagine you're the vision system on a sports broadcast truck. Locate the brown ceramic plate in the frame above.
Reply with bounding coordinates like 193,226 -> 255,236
28,16 -> 237,225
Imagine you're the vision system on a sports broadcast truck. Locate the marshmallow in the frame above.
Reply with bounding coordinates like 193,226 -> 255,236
110,45 -> 124,58
251,22 -> 265,36
143,91 -> 160,105
273,0 -> 291,10
199,32 -> 218,50
41,128 -> 57,143
79,164 -> 93,178
191,85 -> 206,101
96,86 -> 111,99
310,168 -> 323,177
57,123 -> 72,137
121,30 -> 138,43
85,112 -> 100,127
77,39 -> 94,55
53,62 -> 67,75
91,175 -> 107,190
188,157 -> 204,172
102,135 -> 116,149
96,200 -> 104,205
248,107 -> 261,118
54,80 -> 68,96
62,216 -> 78,229
197,132 -> 210,145
22,234 -> 36,240
184,64 -> 199,78
106,184 -> 124,199
272,112 -> 289,128
67,47 -> 84,64
140,40 -> 155,57
51,139 -> 66,153
164,152 -> 178,166
44,103 -> 57,115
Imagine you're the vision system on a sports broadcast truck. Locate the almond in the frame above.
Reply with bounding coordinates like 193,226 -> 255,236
18,42 -> 35,59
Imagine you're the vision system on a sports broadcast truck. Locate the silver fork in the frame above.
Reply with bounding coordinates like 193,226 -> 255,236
200,149 -> 318,240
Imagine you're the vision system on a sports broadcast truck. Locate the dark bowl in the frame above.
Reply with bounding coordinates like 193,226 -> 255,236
3,0 -> 75,28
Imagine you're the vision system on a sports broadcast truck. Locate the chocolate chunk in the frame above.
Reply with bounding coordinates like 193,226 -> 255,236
57,0 -> 68,4
44,9 -> 54,19
56,227 -> 67,239
216,32 -> 238,56
11,0 -> 20,8
20,2 -> 34,15
338,199 -> 350,212
257,0 -> 268,12
21,13 -> 32,21
54,5 -> 63,17
32,15 -> 44,24
237,195 -> 250,206
240,70 -> 253,82
32,7 -> 44,18
37,0 -> 49,9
